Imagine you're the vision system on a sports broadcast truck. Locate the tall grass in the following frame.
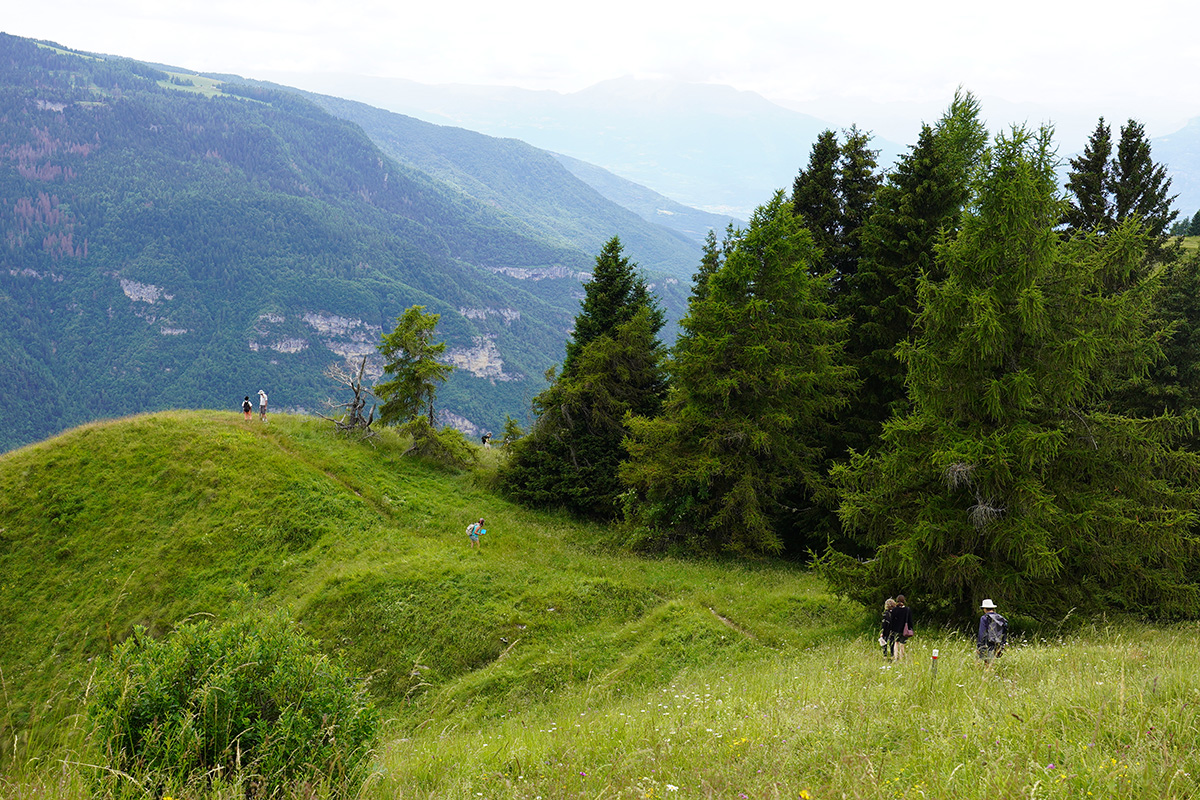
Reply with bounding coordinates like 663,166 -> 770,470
369,625 -> 1200,799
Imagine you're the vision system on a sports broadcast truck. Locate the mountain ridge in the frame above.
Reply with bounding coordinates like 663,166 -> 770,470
0,34 -> 695,452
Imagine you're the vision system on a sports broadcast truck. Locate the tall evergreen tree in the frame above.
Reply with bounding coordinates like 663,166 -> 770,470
1064,118 -> 1178,252
563,236 -> 659,375
1063,118 -> 1113,232
823,127 -> 1200,620
621,193 -> 855,554
834,92 -> 987,458
792,127 -> 881,294
1112,119 -> 1177,240
375,305 -> 453,426
501,238 -> 666,519
792,130 -> 841,262
834,126 -> 882,286
1189,210 -> 1200,236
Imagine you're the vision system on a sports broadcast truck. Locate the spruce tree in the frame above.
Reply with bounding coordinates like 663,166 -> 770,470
562,236 -> 660,375
621,193 -> 855,554
792,128 -> 881,295
501,239 -> 666,519
824,127 -> 1200,620
1190,210 -> 1200,236
835,92 -> 987,458
1112,119 -> 1178,241
1064,118 -> 1178,255
792,130 -> 841,261
1063,118 -> 1113,233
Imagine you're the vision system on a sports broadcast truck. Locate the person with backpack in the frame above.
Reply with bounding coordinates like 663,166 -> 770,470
466,518 -> 486,549
241,396 -> 253,421
977,598 -> 1008,667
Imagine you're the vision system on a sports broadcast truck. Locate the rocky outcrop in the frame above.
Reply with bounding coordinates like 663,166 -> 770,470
119,278 -> 173,303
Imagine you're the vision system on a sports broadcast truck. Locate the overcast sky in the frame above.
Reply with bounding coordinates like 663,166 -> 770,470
6,0 -> 1198,144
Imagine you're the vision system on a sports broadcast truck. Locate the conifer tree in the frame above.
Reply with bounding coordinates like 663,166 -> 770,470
375,305 -> 453,426
501,239 -> 666,519
621,193 -> 854,554
1063,118 -> 1113,232
823,127 -> 1200,621
834,92 -> 987,458
791,128 -> 881,294
1064,118 -> 1178,251
792,131 -> 841,261
562,236 -> 659,375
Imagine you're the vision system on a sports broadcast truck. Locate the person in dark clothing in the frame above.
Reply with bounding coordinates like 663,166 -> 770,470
977,599 -> 1008,667
880,598 -> 897,658
886,595 -> 914,662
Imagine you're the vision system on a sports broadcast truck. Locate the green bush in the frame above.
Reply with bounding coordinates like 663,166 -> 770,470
86,612 -> 379,797
400,417 -> 478,469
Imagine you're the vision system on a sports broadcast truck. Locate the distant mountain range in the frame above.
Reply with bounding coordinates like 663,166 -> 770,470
0,34 -> 703,452
263,71 -> 1200,222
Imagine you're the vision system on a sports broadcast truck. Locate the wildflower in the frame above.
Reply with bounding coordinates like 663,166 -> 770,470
666,785 -> 679,792
800,792 -> 813,800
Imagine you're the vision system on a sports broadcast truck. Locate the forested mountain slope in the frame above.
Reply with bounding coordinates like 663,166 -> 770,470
0,34 -> 691,451
299,91 -> 727,272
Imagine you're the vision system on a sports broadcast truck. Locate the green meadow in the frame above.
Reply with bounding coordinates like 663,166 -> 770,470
1,413 -> 1196,798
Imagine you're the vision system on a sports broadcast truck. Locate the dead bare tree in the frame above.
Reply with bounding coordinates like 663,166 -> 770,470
318,356 -> 379,443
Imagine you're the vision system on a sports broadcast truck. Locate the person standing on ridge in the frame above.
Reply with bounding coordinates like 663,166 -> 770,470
241,395 -> 253,421
258,389 -> 268,422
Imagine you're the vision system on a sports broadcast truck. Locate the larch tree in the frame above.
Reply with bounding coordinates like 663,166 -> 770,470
375,305 -> 453,427
621,192 -> 855,554
823,126 -> 1200,621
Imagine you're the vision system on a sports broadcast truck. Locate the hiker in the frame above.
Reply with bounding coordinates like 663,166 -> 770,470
258,389 -> 268,422
481,431 -> 492,449
887,595 -> 914,662
466,517 -> 486,549
241,395 -> 253,421
880,598 -> 897,658
977,599 -> 1008,667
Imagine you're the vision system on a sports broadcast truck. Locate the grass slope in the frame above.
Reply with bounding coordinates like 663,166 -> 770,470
3,413 -> 1197,799
0,413 -> 852,769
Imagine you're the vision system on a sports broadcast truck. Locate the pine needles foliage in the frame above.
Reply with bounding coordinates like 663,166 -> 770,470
823,126 -> 1200,621
502,238 -> 666,519
622,192 -> 854,554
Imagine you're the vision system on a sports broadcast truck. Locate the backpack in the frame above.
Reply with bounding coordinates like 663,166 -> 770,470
985,612 -> 1008,646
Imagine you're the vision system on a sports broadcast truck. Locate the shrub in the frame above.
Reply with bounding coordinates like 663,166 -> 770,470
86,612 -> 379,797
400,416 -> 478,469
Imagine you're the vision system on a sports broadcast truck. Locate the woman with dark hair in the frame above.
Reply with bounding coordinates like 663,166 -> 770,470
880,598 -> 897,658
887,595 -> 914,662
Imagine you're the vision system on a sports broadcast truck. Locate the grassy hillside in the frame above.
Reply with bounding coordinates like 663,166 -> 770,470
0,413 -> 853,764
3,414 -> 1197,799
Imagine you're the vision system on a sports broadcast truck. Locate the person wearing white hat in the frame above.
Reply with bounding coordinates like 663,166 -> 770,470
257,389 -> 268,422
977,599 -> 1008,667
